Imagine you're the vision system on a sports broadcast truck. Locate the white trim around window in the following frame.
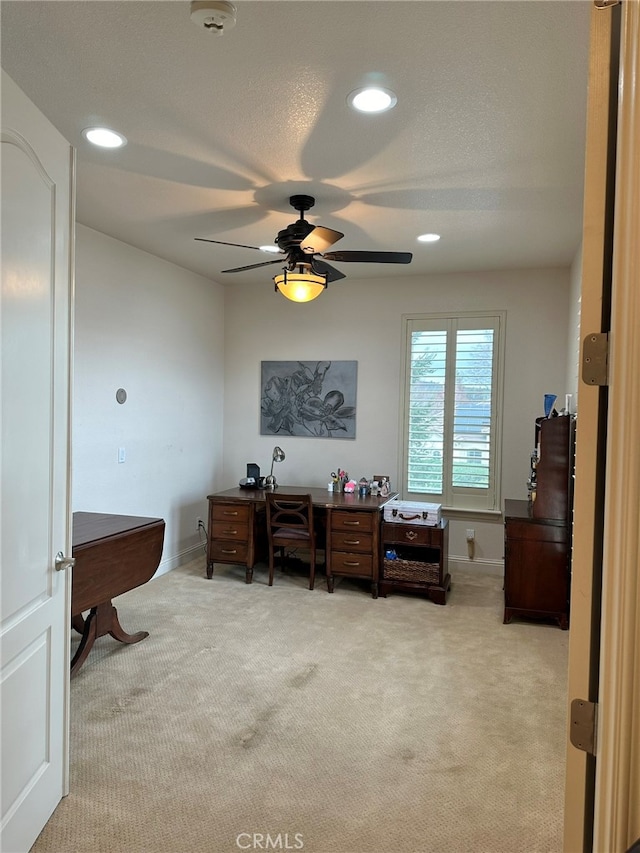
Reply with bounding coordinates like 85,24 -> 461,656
399,310 -> 506,512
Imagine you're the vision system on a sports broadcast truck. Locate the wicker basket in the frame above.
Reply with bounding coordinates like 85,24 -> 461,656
383,558 -> 440,584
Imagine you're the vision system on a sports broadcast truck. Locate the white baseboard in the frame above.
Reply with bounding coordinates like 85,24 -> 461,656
153,549 -> 503,579
153,543 -> 205,579
448,555 -> 504,576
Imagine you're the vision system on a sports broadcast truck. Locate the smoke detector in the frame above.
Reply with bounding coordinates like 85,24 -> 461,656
190,1 -> 236,35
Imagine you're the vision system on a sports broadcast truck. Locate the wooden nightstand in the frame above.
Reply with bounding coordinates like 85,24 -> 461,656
380,519 -> 450,604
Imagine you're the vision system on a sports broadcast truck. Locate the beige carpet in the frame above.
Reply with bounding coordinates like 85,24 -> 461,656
32,557 -> 569,853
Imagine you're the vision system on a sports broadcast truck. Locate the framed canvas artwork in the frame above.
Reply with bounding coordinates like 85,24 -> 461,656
261,360 -> 357,438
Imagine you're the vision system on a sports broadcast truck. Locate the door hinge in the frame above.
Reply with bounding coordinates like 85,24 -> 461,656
582,332 -> 609,387
570,698 -> 597,755
594,0 -> 620,8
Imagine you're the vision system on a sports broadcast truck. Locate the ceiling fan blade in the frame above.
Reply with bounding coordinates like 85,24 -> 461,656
221,258 -> 285,273
300,226 -> 344,254
322,250 -> 413,264
195,237 -> 268,251
312,260 -> 346,283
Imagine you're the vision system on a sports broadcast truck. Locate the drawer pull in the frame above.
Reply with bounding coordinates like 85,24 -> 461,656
343,520 -> 361,526
223,510 -> 239,517
344,560 -> 361,567
223,528 -> 238,535
344,539 -> 360,545
404,530 -> 419,541
221,548 -> 238,554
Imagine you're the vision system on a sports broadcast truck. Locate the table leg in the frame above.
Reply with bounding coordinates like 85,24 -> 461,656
70,611 -> 98,677
70,602 -> 149,677
107,605 -> 149,645
71,614 -> 86,634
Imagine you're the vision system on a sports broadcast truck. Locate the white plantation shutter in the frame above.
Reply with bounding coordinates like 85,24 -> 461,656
452,327 -> 493,489
407,329 -> 446,494
402,313 -> 504,510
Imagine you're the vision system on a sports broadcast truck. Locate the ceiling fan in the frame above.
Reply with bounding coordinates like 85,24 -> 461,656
195,194 -> 412,301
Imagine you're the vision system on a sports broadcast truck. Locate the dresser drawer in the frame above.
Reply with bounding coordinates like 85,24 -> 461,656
331,510 -> 375,533
211,502 -> 250,523
382,522 -> 439,547
331,531 -> 373,553
210,540 -> 249,564
505,520 -> 567,544
331,550 -> 373,577
211,519 -> 248,541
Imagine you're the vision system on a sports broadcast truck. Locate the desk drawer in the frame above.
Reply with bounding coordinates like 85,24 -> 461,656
331,551 -> 373,577
331,510 -> 375,533
382,522 -> 439,547
211,519 -> 248,542
210,540 -> 249,564
211,503 -> 250,523
331,531 -> 373,553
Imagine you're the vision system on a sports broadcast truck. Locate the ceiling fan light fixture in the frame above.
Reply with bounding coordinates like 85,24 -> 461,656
260,244 -> 281,253
347,86 -> 397,114
273,267 -> 327,303
418,233 -> 441,243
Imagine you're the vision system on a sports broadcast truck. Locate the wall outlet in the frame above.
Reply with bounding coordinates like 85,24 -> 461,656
196,516 -> 203,532
465,528 -> 475,542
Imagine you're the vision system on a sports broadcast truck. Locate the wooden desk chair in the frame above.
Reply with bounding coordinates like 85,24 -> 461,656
265,492 -> 317,590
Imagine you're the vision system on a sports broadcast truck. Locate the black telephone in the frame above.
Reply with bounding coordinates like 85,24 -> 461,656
240,463 -> 262,489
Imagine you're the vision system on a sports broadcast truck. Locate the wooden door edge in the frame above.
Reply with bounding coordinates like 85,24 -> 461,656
594,1 -> 640,849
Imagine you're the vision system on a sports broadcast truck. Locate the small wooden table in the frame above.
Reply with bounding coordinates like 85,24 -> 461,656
71,512 -> 165,676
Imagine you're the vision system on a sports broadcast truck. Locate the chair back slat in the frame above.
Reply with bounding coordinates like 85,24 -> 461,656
265,492 -> 318,589
266,493 -> 314,537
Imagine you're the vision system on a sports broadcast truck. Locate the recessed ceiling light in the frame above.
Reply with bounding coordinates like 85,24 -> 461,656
82,127 -> 127,148
347,87 -> 397,114
260,245 -> 281,254
418,233 -> 441,243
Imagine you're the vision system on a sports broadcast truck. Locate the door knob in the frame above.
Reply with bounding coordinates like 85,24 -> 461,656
55,551 -> 76,571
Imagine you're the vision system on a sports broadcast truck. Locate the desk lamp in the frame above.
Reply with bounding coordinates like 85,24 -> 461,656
264,446 -> 285,488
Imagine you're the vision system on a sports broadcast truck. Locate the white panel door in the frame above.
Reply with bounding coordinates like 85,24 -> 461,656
1,70 -> 73,853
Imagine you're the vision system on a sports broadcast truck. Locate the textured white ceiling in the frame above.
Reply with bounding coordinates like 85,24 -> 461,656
1,0 -> 591,286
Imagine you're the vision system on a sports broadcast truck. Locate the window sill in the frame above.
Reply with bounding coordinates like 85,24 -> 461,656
441,507 -> 503,522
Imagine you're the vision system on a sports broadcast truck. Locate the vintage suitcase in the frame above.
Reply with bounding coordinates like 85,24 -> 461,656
383,499 -> 442,526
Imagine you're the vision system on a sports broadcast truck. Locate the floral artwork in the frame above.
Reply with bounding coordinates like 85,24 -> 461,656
260,361 -> 357,438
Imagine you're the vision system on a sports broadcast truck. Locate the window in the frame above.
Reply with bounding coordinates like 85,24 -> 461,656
401,312 -> 505,511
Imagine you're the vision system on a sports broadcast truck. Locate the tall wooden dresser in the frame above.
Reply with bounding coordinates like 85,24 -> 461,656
503,415 -> 575,629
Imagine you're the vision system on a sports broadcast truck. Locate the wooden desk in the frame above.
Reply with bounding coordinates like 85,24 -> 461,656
71,512 -> 165,675
207,487 -> 396,597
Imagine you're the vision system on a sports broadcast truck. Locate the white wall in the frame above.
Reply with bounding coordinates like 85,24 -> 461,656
73,225 -> 225,574
567,242 -> 584,408
223,266 -> 572,571
72,235 -> 573,575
